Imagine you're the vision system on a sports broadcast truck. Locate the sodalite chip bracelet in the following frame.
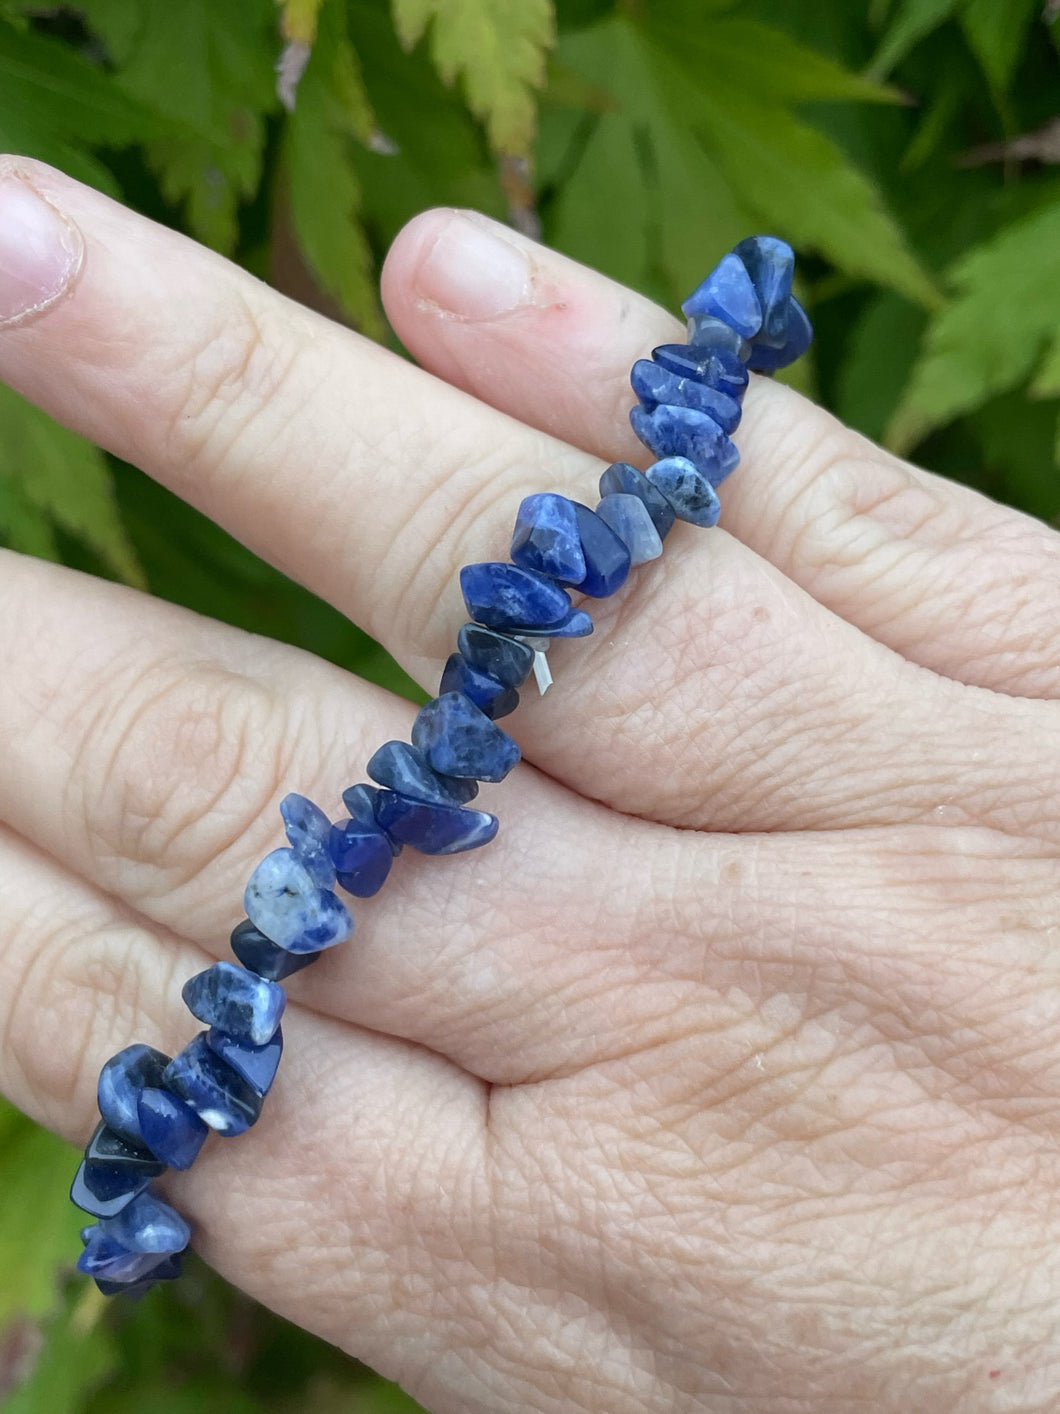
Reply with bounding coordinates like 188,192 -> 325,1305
72,235 -> 813,1296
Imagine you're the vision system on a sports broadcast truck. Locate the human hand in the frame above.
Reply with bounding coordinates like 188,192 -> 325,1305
1,158 -> 1060,1413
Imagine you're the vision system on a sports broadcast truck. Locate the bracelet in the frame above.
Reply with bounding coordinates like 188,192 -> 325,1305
71,236 -> 812,1297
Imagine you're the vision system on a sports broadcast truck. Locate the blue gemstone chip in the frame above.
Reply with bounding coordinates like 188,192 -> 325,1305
182,961 -> 286,1047
279,793 -> 336,888
630,360 -> 742,435
510,493 -> 585,584
746,296 -> 813,371
163,1034 -> 264,1136
244,848 -> 353,955
440,653 -> 519,720
70,1122 -> 166,1219
630,405 -> 740,485
733,235 -> 794,345
328,816 -> 394,897
645,457 -> 722,528
137,1087 -> 209,1170
456,624 -> 535,688
595,494 -> 663,565
412,692 -> 521,783
206,1026 -> 283,1097
97,1044 -> 170,1148
681,252 -> 763,339
460,562 -> 580,633
367,740 -> 479,806
598,462 -> 676,539
230,918 -> 321,981
374,792 -> 499,855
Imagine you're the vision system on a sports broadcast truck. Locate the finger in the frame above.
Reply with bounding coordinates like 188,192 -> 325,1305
1,165 -> 1057,843
0,829 -> 507,1407
1,550 -> 1059,1096
383,207 -> 1060,700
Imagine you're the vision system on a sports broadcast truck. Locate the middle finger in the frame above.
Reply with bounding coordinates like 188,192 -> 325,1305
1,161 -> 1057,838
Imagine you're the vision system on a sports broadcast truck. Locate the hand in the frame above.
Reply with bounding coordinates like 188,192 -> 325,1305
1,157 -> 1059,1414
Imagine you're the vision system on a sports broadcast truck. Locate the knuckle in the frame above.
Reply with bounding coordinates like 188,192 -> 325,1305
2,899 -> 173,1132
63,650 -> 293,909
158,292 -> 307,476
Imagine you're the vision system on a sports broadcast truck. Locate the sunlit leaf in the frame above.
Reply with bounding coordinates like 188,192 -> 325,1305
392,0 -> 555,154
0,385 -> 143,585
277,0 -> 324,44
887,196 -> 1060,452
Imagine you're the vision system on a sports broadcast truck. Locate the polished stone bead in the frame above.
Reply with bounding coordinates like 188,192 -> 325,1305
413,691 -> 521,782
747,296 -> 813,370
367,740 -> 479,806
230,918 -> 321,981
70,1123 -> 166,1219
644,457 -> 722,527
440,652 -> 519,720
456,623 -> 534,689
598,461 -> 675,538
207,1026 -> 283,1097
94,1252 -> 184,1298
105,1188 -> 190,1255
136,1087 -> 208,1170
78,1232 -> 160,1285
244,848 -> 353,955
567,502 -> 630,597
182,961 -> 286,1047
595,493 -> 663,565
328,817 -> 393,896
630,359 -> 742,435
280,793 -> 336,888
680,315 -> 751,362
681,252 -> 763,339
652,342 -> 749,397
460,562 -> 574,632
342,782 -> 403,856
374,791 -> 499,855
81,1189 -> 191,1289
519,606 -> 593,637
510,493 -> 585,584
79,1232 -> 173,1286
163,1033 -> 263,1135
733,235 -> 794,345
630,405 -> 740,485
97,1044 -> 170,1147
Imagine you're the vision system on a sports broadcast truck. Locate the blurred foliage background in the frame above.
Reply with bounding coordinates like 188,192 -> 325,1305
0,0 -> 1058,1409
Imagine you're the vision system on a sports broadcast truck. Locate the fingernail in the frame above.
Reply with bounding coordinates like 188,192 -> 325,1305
415,212 -> 535,321
0,175 -> 84,327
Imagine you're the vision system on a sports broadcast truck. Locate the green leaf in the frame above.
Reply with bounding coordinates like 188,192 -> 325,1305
636,17 -> 940,310
1031,333 -> 1060,399
835,292 -> 928,441
285,0 -> 382,336
867,0 -> 958,79
959,0 -> 1038,95
392,0 -> 555,154
0,18 -> 155,193
0,1104 -> 84,1329
649,10 -> 905,107
887,196 -> 1060,452
77,0 -> 277,253
550,19 -> 752,305
0,385 -> 143,586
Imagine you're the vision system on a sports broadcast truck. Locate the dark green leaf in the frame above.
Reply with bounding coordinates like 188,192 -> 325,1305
888,195 -> 1060,451
0,385 -> 143,585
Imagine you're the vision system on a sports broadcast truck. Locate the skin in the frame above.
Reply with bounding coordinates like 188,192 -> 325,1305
1,158 -> 1060,1413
